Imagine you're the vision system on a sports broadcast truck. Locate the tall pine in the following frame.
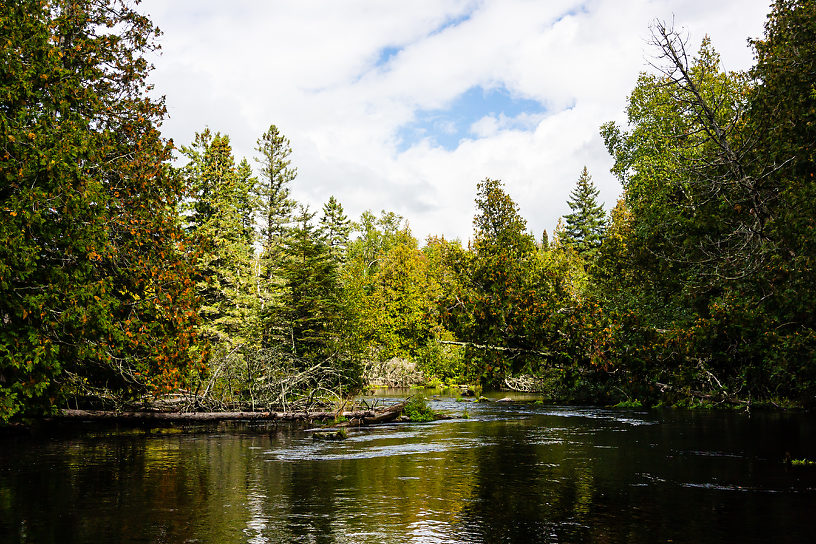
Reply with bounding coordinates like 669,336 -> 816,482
254,125 -> 296,345
561,167 -> 606,258
181,130 -> 256,347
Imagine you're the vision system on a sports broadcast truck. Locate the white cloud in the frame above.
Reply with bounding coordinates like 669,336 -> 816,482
141,0 -> 771,243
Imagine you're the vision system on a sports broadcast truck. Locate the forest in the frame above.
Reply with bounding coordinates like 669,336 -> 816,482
1,0 -> 814,422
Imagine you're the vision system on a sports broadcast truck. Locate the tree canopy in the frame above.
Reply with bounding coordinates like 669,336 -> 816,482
3,0 -> 816,420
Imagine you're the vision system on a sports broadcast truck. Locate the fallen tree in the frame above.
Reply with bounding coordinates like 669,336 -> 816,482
54,400 -> 408,425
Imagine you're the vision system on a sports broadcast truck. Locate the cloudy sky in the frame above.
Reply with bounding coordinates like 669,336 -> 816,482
139,0 -> 771,244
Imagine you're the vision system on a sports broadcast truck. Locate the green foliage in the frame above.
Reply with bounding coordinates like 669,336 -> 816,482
279,205 -> 342,359
320,196 -> 351,259
561,167 -> 606,259
340,211 -> 452,367
612,399 -> 643,409
4,1 -> 816,420
254,124 -> 297,346
403,395 -> 435,422
460,179 -> 538,385
414,337 -> 466,382
180,130 -> 257,348
0,0 -> 201,420
593,14 -> 816,406
255,124 -> 296,256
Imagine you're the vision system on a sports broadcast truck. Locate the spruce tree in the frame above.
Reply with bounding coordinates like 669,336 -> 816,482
561,167 -> 606,258
181,130 -> 256,346
320,196 -> 351,260
280,205 -> 340,359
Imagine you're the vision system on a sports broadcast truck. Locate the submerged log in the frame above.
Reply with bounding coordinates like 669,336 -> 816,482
56,401 -> 407,425
313,430 -> 347,440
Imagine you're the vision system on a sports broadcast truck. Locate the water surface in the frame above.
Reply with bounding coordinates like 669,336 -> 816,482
1,399 -> 814,543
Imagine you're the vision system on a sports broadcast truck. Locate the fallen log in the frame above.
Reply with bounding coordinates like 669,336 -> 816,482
56,401 -> 407,424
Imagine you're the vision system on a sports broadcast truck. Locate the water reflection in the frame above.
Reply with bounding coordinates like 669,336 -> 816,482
1,402 -> 815,543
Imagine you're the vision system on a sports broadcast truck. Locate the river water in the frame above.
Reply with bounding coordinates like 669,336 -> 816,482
1,394 -> 815,543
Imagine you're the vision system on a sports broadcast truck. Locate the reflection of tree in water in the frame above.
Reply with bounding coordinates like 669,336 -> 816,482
283,461 -> 339,543
452,418 -> 597,543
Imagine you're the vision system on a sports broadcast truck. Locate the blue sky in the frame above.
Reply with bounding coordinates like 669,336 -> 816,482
141,0 -> 770,243
397,85 -> 546,152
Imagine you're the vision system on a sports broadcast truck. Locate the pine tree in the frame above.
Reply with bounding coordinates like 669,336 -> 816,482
561,167 -> 606,258
255,125 -> 296,276
280,205 -> 340,359
253,125 -> 298,346
181,130 -> 256,347
320,196 -> 351,260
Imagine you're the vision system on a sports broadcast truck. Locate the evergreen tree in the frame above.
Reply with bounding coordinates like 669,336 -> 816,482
280,206 -> 340,359
254,125 -> 297,345
561,167 -> 606,258
235,158 -> 258,246
255,125 -> 296,274
464,179 -> 537,384
320,196 -> 351,260
181,130 -> 256,347
0,0 -> 200,419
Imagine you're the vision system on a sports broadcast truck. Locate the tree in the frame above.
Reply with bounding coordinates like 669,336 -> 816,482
341,210 -> 414,358
320,195 -> 351,260
460,179 -> 537,384
600,30 -> 753,321
279,205 -> 340,359
254,125 -> 297,346
180,130 -> 257,347
560,167 -> 606,258
0,0 -> 200,420
747,0 -> 816,402
255,124 -> 296,274
596,16 -> 816,404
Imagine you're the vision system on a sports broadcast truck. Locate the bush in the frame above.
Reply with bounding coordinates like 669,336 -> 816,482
403,395 -> 435,422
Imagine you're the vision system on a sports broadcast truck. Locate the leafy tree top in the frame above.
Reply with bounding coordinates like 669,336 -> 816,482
472,178 -> 535,257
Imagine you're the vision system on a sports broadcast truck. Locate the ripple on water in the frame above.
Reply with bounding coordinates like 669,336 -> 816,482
534,407 -> 658,427
673,449 -> 745,459
266,434 -> 496,461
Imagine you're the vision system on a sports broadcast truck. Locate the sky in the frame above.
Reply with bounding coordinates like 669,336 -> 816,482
139,0 -> 771,244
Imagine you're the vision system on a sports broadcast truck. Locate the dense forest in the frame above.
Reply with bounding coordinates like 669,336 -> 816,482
1,0 -> 814,422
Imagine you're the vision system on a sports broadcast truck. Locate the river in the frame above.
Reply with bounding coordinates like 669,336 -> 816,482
1,393 -> 814,543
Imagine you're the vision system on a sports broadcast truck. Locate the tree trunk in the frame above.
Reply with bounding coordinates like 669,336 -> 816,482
54,401 -> 407,425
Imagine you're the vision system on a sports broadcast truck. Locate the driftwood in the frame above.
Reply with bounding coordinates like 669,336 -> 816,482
438,340 -> 551,357
56,400 -> 408,425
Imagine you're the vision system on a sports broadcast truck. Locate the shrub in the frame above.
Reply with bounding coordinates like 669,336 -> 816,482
403,395 -> 435,422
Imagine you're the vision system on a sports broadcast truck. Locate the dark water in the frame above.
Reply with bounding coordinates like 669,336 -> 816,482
1,396 -> 815,544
